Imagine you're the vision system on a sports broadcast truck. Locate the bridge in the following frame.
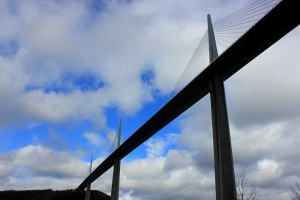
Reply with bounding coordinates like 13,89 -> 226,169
78,0 -> 300,199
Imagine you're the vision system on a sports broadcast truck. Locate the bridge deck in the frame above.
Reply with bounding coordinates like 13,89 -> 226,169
78,0 -> 300,190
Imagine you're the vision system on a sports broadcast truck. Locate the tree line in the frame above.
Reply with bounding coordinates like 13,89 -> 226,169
236,171 -> 299,200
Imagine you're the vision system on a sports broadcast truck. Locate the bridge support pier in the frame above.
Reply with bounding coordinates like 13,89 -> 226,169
85,182 -> 91,200
111,119 -> 122,200
209,75 -> 236,200
207,14 -> 236,200
111,157 -> 121,200
85,155 -> 93,200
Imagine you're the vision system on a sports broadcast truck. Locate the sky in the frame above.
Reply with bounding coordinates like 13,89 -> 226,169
0,0 -> 299,199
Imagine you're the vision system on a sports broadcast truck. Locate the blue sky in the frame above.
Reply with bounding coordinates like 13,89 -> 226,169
0,0 -> 300,199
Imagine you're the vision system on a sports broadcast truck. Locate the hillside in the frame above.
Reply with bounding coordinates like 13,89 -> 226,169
0,189 -> 110,200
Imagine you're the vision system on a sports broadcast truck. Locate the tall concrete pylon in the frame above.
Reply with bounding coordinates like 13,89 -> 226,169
207,14 -> 237,200
111,119 -> 122,200
85,155 -> 93,200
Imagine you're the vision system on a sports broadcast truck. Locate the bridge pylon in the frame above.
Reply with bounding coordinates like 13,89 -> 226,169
111,119 -> 122,200
85,155 -> 93,200
207,14 -> 237,200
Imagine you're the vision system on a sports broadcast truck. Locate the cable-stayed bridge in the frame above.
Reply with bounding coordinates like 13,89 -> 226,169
78,0 -> 300,199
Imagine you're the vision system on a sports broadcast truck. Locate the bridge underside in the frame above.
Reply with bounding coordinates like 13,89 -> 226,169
78,0 -> 300,191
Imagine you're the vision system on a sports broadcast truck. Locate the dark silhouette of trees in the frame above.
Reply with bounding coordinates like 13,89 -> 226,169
0,189 -> 110,200
290,183 -> 300,200
236,171 -> 260,200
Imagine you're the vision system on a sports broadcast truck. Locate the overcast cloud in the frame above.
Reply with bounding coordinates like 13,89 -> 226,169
0,0 -> 299,200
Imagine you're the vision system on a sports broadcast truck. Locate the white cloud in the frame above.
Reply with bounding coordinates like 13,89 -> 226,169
144,133 -> 178,157
0,145 -> 216,199
257,159 -> 280,178
120,149 -> 215,200
83,132 -> 102,146
0,145 -> 89,190
226,27 -> 300,127
0,0 -> 208,129
119,190 -> 142,200
0,0 -> 299,199
144,137 -> 167,157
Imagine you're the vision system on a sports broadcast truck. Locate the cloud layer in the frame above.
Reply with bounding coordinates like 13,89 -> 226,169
0,0 -> 299,200
0,0 -> 206,129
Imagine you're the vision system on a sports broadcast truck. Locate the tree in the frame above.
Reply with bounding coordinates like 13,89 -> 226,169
290,183 -> 300,200
236,171 -> 260,200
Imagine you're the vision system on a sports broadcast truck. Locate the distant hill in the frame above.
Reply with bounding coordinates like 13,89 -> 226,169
0,189 -> 110,200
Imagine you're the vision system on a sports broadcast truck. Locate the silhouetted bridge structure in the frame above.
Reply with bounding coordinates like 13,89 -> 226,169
78,0 -> 300,199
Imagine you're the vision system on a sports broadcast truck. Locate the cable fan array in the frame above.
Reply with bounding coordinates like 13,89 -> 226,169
92,1 -> 283,159
172,30 -> 209,95
172,0 -> 282,96
213,0 -> 281,55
